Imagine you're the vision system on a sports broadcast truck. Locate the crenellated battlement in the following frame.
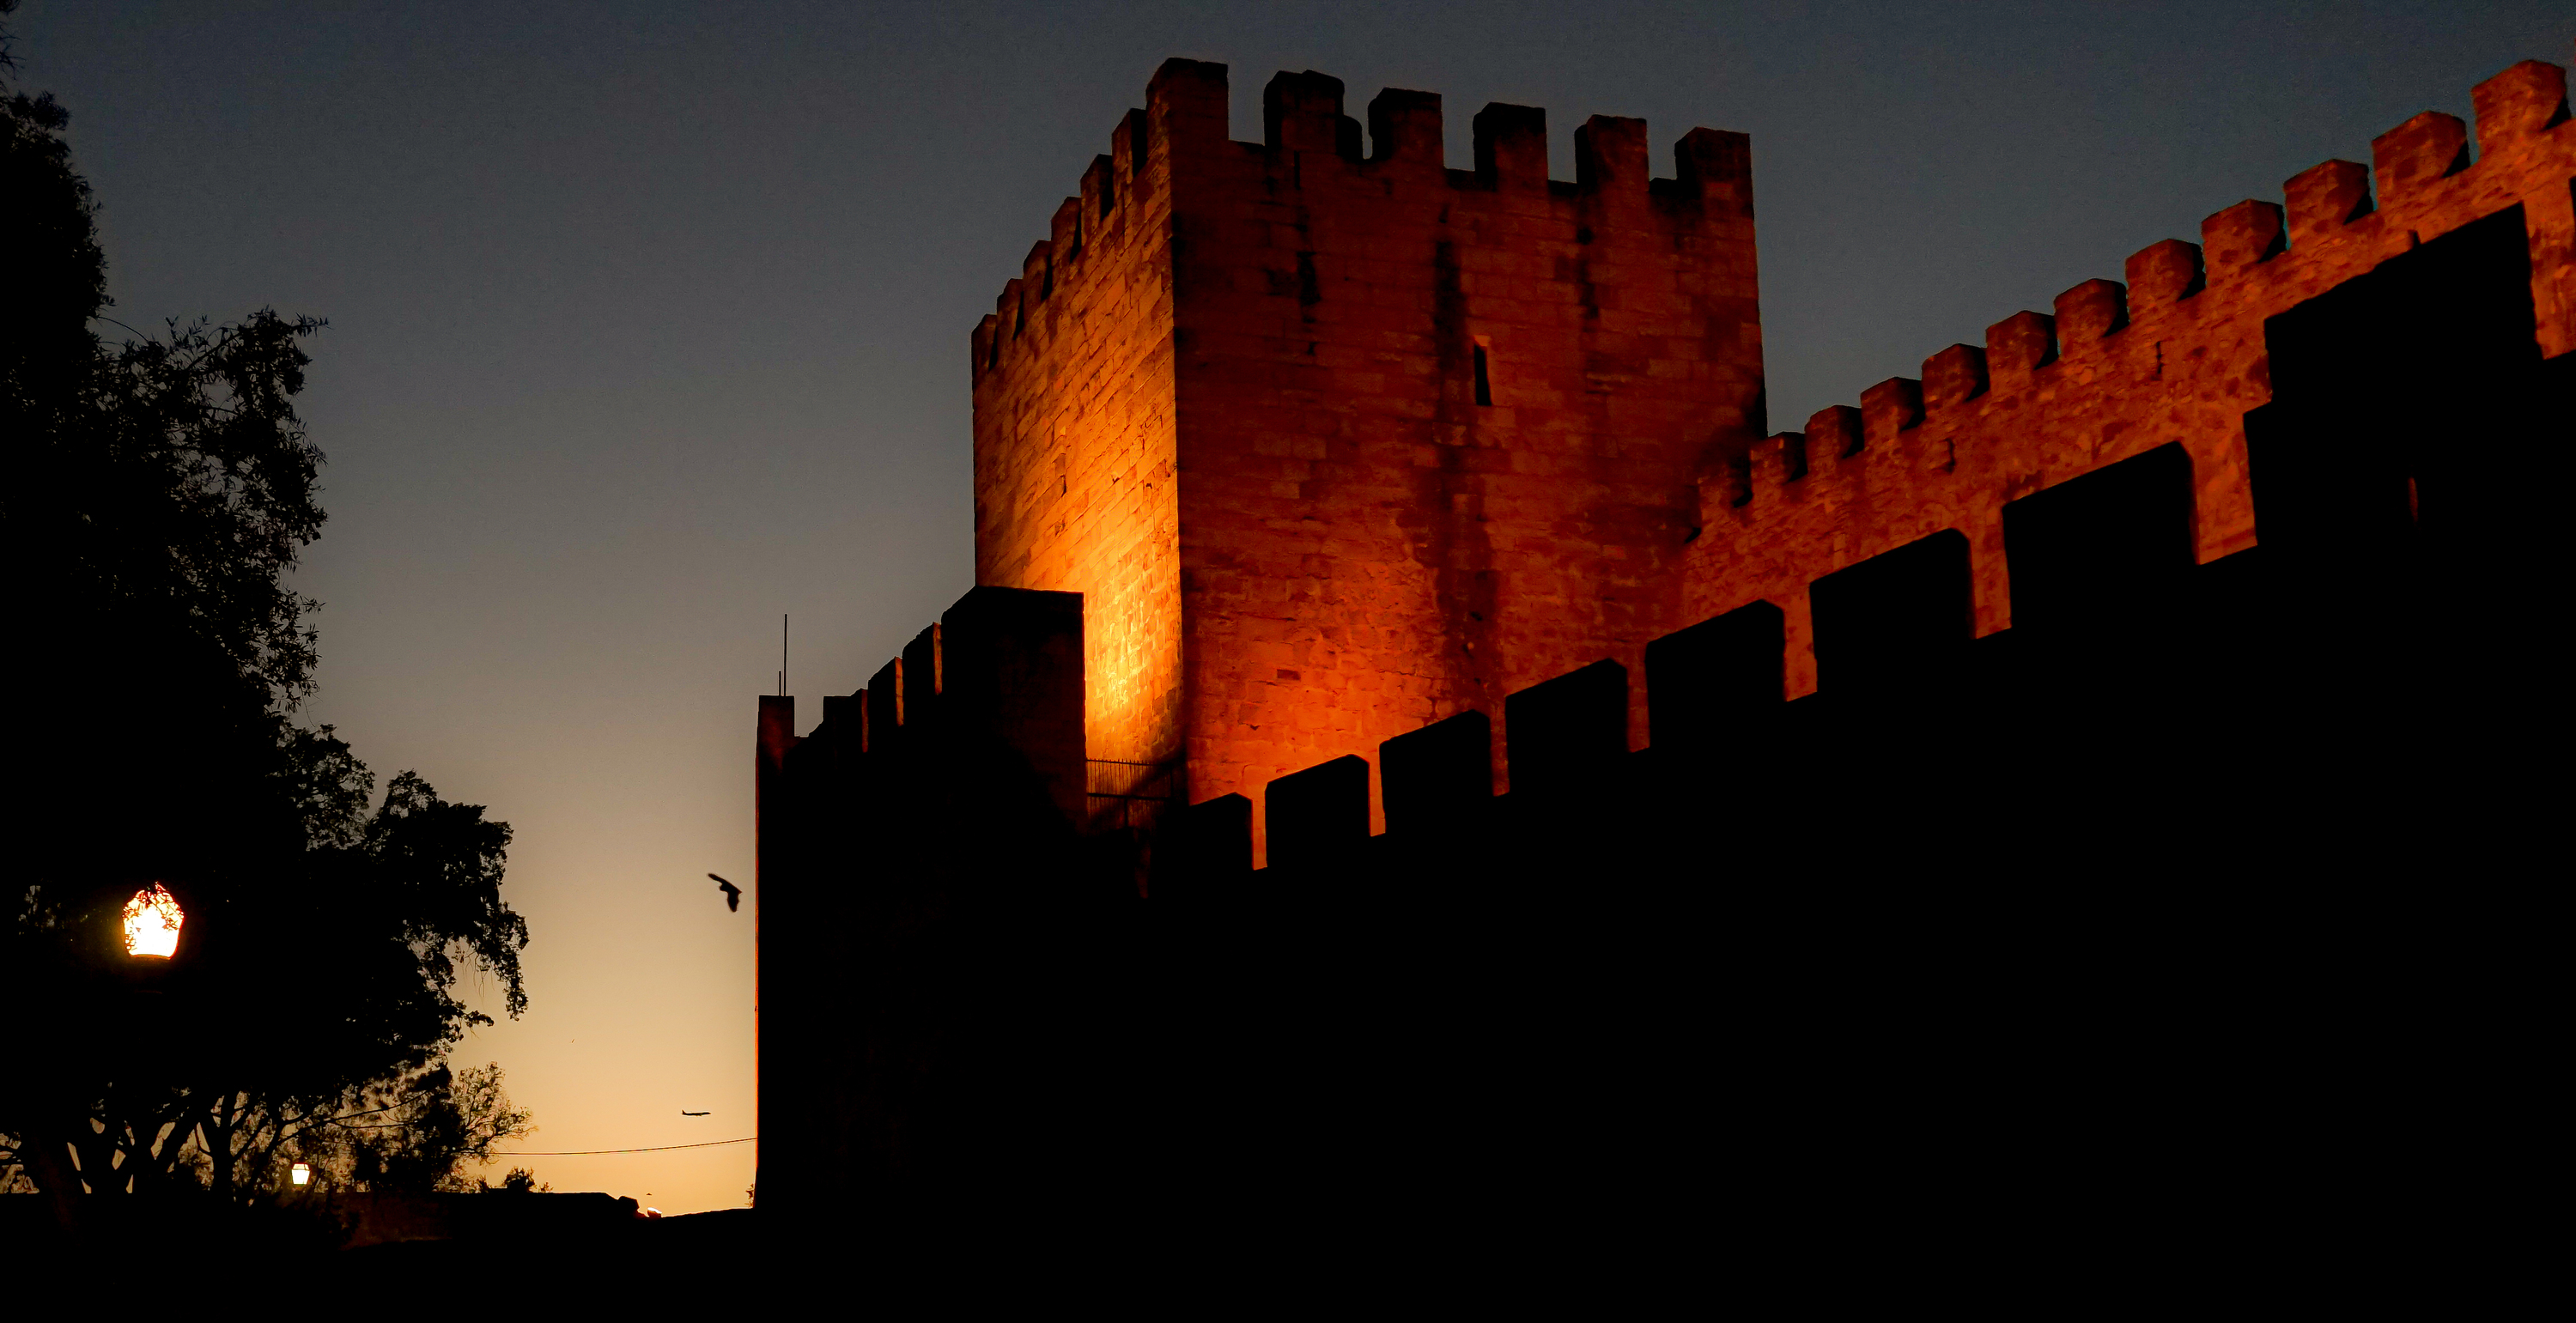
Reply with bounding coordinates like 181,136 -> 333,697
1688,54 -> 2573,695
966,59 -> 1757,391
951,48 -> 2572,861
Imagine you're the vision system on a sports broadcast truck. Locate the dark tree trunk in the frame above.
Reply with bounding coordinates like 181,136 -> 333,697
206,1096 -> 238,1202
20,1120 -> 85,1232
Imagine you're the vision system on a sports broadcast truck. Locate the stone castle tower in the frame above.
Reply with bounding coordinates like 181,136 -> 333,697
969,59 -> 1764,855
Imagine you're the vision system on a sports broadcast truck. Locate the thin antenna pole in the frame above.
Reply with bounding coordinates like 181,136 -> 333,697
781,614 -> 788,696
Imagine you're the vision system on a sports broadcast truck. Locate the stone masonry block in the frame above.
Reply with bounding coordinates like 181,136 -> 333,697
1577,115 -> 1649,193
1160,792 -> 1252,895
1473,102 -> 1549,190
2372,112 -> 2470,203
1643,598 -> 1785,753
2284,161 -> 2372,246
1984,311 -> 2057,386
1050,197 -> 1081,270
1922,344 -> 1989,413
1860,377 -> 1923,448
2202,200 -> 2286,280
1758,430 -> 1807,484
1378,710 -> 1492,836
1267,753 -> 1370,870
1504,659 -> 1628,800
2473,61 -> 2570,157
1675,128 -> 1753,217
1149,58 -> 1230,148
1806,404 -> 1862,462
1113,107 -> 1148,196
1082,154 -> 1114,220
1368,88 -> 1443,166
943,586 -> 1086,827
1266,70 -> 1346,154
2125,240 -> 2205,308
820,691 -> 870,756
867,657 -> 903,735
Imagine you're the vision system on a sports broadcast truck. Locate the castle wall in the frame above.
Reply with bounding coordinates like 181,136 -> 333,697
971,103 -> 1184,774
965,51 -> 2571,870
1680,58 -> 2576,695
1146,62 -> 1765,856
773,45 -> 2573,1218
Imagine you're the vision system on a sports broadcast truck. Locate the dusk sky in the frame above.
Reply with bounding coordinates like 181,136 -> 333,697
17,1 -> 2566,1213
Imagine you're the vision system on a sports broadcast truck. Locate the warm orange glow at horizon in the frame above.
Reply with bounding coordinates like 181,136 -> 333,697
122,884 -> 184,957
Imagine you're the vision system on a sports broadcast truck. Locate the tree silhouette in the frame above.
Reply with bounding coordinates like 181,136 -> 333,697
494,1165 -> 552,1194
0,3 -> 532,1214
334,1063 -> 536,1194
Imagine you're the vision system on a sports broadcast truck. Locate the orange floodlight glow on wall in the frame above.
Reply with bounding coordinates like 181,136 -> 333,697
122,884 -> 184,957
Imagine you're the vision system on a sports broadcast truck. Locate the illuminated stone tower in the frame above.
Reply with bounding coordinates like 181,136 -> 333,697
969,60 -> 1765,858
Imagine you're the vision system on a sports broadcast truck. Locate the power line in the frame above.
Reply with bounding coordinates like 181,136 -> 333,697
491,1138 -> 754,1156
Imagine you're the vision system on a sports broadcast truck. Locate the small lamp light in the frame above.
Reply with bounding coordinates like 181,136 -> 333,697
122,884 -> 185,958
290,1162 -> 312,1186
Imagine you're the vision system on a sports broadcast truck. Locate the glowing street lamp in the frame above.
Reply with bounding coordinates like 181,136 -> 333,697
121,884 -> 185,958
290,1163 -> 312,1186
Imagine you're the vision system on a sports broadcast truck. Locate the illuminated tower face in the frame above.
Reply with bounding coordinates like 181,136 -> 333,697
972,62 -> 1764,861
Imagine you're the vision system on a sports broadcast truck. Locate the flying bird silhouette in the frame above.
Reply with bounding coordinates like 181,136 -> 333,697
682,1110 -> 710,1116
709,873 -> 740,912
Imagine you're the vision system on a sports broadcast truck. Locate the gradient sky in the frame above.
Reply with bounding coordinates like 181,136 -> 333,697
17,1 -> 2567,1213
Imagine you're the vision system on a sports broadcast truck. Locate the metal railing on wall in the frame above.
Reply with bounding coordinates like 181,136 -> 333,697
1085,759 -> 1179,834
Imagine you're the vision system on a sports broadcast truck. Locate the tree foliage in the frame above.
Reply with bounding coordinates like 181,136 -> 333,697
495,1166 -> 552,1194
343,1064 -> 535,1193
0,7 -> 532,1209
